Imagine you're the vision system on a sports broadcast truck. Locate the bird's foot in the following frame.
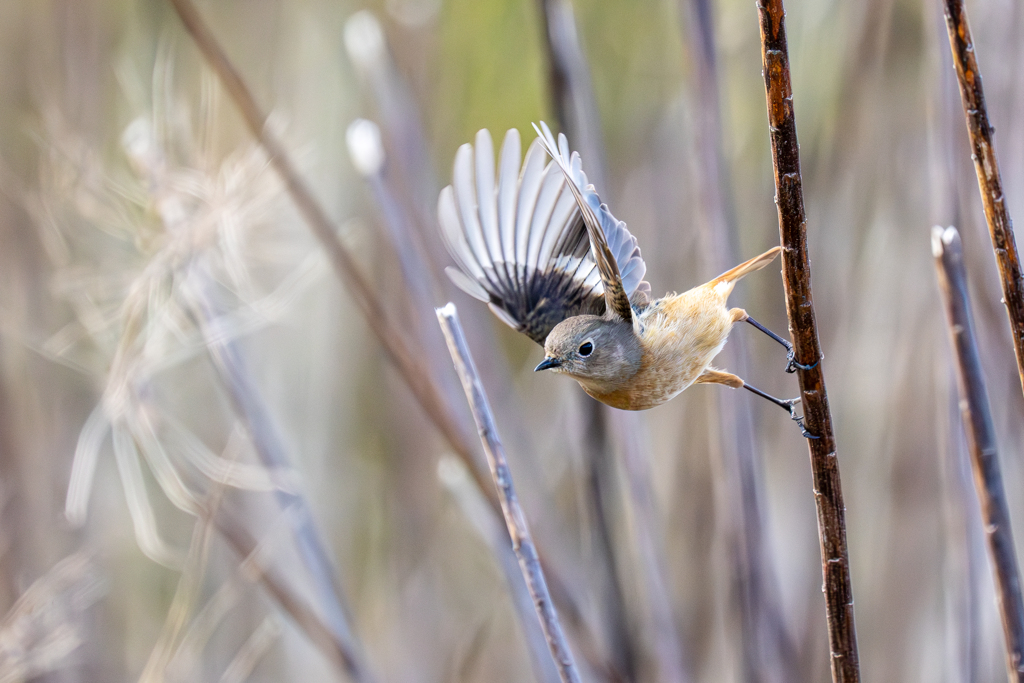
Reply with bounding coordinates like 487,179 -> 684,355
783,398 -> 819,439
785,349 -> 819,374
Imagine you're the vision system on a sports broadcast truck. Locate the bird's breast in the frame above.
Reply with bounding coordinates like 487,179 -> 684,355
585,288 -> 733,410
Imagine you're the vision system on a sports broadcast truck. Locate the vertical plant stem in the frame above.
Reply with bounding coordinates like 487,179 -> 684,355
933,225 -> 1024,681
941,0 -> 1024,398
537,7 -> 689,675
755,2 -> 861,681
581,406 -> 638,682
610,411 -> 689,683
536,4 -> 643,678
680,1 -> 796,679
436,303 -> 582,683
536,0 -> 607,191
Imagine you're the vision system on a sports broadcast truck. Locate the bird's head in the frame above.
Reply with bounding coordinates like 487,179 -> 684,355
535,315 -> 642,393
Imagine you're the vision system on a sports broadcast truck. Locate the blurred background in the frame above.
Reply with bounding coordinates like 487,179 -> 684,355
0,0 -> 1023,681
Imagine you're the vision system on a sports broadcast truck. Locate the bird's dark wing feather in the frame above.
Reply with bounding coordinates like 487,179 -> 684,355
439,129 -> 610,344
533,122 -> 650,322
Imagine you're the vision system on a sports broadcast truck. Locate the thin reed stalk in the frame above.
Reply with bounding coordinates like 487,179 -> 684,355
933,225 -> 1024,681
680,1 -> 796,679
436,303 -> 582,683
580,406 -> 637,682
755,2 -> 860,681
537,5 -> 689,676
165,0 -> 485,504
351,111 -> 619,682
941,0 -> 1024,399
438,455 -> 561,683
194,293 -> 374,683
209,506 -> 362,677
610,411 -> 689,683
536,0 -> 606,191
345,118 -> 468,419
166,3 -> 615,676
536,2 -> 637,673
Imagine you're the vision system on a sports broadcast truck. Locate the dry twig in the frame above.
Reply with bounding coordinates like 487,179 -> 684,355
933,226 -> 1024,681
437,455 -> 561,683
941,0 -> 1024,398
436,303 -> 582,683
755,1 -> 860,680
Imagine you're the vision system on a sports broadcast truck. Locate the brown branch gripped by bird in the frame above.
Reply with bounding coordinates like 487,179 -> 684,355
755,1 -> 861,682
933,226 -> 1024,682
941,0 -> 1024,400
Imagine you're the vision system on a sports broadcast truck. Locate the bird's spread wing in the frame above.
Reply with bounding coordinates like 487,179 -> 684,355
439,128 -> 608,344
533,121 -> 650,322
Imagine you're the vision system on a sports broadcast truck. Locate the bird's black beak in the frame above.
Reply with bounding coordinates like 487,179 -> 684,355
534,356 -> 561,372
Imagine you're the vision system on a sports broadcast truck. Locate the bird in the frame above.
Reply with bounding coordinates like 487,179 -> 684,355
437,122 -> 811,432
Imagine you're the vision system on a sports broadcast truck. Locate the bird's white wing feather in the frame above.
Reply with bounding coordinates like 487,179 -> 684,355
534,121 -> 651,313
439,128 -> 607,344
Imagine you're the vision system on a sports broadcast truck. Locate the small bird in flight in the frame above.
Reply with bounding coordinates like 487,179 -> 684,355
438,123 -> 811,432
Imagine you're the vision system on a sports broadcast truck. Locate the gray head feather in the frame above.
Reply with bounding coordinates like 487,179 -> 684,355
539,315 -> 642,394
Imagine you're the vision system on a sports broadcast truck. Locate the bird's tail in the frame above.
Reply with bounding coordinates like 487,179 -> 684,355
710,246 -> 781,295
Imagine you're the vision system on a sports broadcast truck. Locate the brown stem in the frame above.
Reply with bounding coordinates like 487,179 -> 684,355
933,226 -> 1024,681
755,2 -> 860,682
941,0 -> 1024,399
436,303 -> 582,683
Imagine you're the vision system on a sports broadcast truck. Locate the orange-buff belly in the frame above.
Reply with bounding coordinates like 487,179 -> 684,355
586,284 -> 733,410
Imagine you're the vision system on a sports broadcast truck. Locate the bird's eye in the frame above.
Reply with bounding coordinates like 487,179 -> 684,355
578,341 -> 594,357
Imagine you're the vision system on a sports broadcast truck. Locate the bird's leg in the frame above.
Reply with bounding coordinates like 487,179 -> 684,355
698,369 -> 817,439
732,309 -> 818,374
742,383 -> 818,439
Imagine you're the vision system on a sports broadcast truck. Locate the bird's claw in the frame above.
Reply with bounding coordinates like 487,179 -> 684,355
785,350 -> 819,374
784,397 -> 819,439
